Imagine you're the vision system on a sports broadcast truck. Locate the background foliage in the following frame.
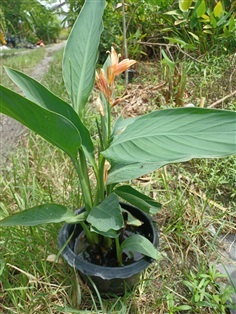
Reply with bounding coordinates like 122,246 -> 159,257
0,0 -> 61,44
0,0 -> 235,56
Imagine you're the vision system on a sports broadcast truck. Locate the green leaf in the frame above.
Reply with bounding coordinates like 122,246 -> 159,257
210,13 -> 217,28
0,204 -> 83,226
164,37 -> 196,50
174,19 -> 186,26
195,0 -> 206,17
144,0 -> 160,4
121,234 -> 159,260
176,305 -> 192,310
86,194 -> 124,235
0,259 -> 4,276
112,116 -> 137,138
106,162 -> 163,184
114,185 -> 161,214
161,49 -> 175,69
213,1 -> 223,18
103,108 -> 236,183
179,0 -> 193,12
228,15 -> 235,32
90,226 -> 119,238
164,37 -> 188,46
164,10 -> 181,16
188,31 -> 199,41
62,0 -> 106,116
203,30 -> 213,34
0,85 -> 81,159
4,67 -> 94,162
124,210 -> 143,227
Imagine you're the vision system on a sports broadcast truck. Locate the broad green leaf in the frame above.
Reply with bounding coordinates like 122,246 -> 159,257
63,0 -> 106,116
114,185 -> 161,214
213,1 -> 223,18
121,234 -> 159,260
201,14 -> 210,21
228,16 -> 235,32
0,204 -> 85,226
210,13 -> 217,28
90,226 -> 119,238
103,108 -> 236,183
190,16 -> 199,28
4,67 -> 94,162
179,0 -> 193,12
106,162 -> 163,184
86,194 -> 124,235
0,85 -> 81,159
112,116 -> 137,138
196,0 -> 206,17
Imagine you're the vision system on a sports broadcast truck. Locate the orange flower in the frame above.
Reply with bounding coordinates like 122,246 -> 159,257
95,47 -> 137,106
95,69 -> 111,102
107,47 -> 136,86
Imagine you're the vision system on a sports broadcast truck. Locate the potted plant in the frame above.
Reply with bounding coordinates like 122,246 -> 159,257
0,0 -> 235,295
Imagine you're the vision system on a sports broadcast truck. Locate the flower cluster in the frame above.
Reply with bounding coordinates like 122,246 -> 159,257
95,47 -> 136,107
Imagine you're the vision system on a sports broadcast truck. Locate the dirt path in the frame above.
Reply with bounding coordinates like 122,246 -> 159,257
0,41 -> 66,168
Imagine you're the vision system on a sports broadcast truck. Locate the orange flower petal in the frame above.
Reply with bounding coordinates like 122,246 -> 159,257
110,46 -> 119,66
95,69 -> 111,100
107,65 -> 114,86
113,59 -> 137,77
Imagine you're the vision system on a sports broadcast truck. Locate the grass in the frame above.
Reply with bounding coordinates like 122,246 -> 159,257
0,48 -> 235,313
0,48 -> 46,92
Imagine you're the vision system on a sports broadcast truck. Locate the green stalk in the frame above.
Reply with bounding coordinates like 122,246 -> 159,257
79,149 -> 93,199
71,155 -> 92,212
95,155 -> 105,205
80,221 -> 96,246
106,101 -> 111,144
115,237 -> 123,266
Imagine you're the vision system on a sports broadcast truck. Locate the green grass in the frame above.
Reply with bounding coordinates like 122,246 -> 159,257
0,49 -> 235,313
0,48 -> 46,93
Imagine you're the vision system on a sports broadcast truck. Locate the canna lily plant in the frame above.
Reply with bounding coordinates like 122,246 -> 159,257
0,0 -> 235,266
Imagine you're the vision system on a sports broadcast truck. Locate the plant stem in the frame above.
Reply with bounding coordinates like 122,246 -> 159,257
115,237 -> 122,266
122,0 -> 129,86
97,155 -> 105,203
80,221 -> 97,246
72,154 -> 93,212
106,101 -> 111,145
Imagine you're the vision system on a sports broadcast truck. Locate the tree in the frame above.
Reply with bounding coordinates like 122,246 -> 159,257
0,0 -> 61,43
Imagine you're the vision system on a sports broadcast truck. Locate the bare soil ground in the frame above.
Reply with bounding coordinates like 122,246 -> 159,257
0,41 -> 66,168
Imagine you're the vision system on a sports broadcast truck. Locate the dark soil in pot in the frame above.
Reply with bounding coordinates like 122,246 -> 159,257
58,203 -> 159,295
74,224 -> 145,267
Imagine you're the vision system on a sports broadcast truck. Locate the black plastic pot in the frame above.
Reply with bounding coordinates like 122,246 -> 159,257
58,203 -> 159,295
122,69 -> 136,83
127,69 -> 135,83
